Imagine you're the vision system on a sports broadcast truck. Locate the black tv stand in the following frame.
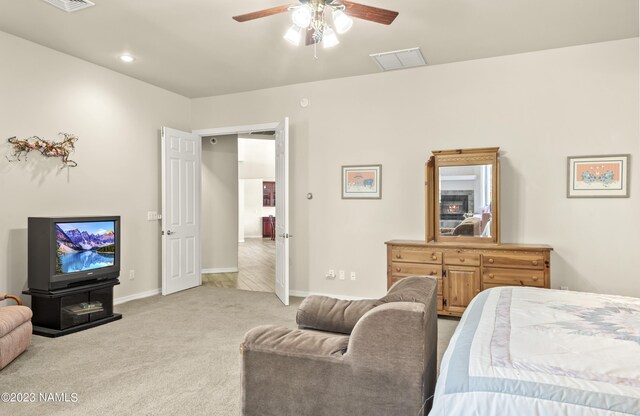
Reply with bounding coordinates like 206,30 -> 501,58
23,280 -> 122,338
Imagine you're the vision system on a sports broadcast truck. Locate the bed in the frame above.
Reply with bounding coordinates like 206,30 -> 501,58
430,287 -> 640,415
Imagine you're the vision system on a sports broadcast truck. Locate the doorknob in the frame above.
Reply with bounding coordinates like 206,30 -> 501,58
278,233 -> 293,238
166,230 -> 175,235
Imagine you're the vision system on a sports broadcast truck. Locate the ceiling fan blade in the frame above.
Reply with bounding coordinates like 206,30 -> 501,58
232,5 -> 291,22
340,1 -> 399,25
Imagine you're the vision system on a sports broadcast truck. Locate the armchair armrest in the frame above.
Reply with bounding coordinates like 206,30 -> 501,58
344,302 -> 428,370
242,325 -> 349,360
296,296 -> 380,334
0,294 -> 23,305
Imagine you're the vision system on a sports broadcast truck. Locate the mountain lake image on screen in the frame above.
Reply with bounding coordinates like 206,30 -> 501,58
55,221 -> 116,274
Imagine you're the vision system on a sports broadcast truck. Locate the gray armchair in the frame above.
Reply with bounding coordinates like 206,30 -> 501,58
240,276 -> 438,416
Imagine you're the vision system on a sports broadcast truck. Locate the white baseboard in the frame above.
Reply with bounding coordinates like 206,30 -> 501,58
202,267 -> 239,274
289,290 -> 367,301
113,288 -> 364,305
114,288 -> 161,305
244,235 -> 263,239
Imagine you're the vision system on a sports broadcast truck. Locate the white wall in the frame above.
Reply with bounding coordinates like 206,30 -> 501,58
0,31 -> 191,304
192,38 -> 640,299
201,135 -> 238,271
238,138 -> 275,179
1,31 -> 637,303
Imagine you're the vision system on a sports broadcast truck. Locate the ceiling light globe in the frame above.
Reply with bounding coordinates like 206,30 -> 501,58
284,25 -> 303,46
292,5 -> 312,28
119,54 -> 135,63
332,10 -> 353,34
323,28 -> 339,48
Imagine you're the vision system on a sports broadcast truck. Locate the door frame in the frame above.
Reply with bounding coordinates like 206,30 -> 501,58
192,121 -> 284,296
193,122 -> 280,138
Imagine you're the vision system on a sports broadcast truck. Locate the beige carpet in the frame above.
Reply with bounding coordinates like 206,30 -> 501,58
2,287 -> 458,416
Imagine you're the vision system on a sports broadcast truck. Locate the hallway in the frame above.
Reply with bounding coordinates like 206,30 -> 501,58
202,238 -> 275,292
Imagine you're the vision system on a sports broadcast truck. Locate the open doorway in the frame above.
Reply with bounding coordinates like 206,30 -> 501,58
200,133 -> 277,292
161,120 -> 289,305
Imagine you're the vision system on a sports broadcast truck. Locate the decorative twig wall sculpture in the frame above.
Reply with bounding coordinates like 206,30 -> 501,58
6,133 -> 78,168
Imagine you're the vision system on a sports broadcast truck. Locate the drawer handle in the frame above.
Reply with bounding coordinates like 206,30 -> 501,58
396,267 -> 401,272
488,258 -> 494,264
431,254 -> 437,260
430,270 -> 437,275
532,276 -> 539,281
395,254 -> 402,259
532,260 -> 539,266
459,257 -> 465,262
488,273 -> 494,279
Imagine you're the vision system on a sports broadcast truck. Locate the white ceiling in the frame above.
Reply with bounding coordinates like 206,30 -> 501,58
0,0 -> 637,98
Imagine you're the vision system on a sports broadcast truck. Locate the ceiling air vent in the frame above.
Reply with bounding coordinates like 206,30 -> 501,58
370,47 -> 427,72
42,0 -> 95,12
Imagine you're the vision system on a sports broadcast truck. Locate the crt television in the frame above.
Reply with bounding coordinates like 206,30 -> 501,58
28,216 -> 121,291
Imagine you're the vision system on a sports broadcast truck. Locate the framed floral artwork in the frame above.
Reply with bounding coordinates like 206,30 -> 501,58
567,154 -> 630,198
342,165 -> 382,199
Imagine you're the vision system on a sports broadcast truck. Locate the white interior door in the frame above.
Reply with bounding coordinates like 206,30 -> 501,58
275,118 -> 290,305
161,127 -> 201,295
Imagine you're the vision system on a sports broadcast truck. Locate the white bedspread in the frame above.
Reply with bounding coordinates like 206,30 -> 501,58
430,287 -> 640,415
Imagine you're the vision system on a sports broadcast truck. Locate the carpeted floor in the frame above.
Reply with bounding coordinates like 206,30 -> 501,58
2,287 -> 458,416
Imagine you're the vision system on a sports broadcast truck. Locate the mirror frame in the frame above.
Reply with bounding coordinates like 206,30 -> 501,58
425,147 -> 500,244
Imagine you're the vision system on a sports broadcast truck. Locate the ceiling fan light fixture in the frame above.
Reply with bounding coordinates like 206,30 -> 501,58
323,27 -> 339,48
291,5 -> 313,28
332,9 -> 353,34
284,25 -> 303,46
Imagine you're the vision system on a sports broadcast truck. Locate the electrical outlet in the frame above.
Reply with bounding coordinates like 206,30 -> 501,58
326,270 -> 336,280
350,272 -> 356,281
129,270 -> 135,280
339,270 -> 345,280
560,286 -> 569,291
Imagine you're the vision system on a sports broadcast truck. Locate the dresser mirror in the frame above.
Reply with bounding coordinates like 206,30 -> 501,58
425,148 -> 500,243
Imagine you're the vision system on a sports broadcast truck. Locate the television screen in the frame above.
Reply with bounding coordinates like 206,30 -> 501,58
55,221 -> 116,274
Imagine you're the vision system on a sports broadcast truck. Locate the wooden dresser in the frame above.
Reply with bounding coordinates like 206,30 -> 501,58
386,240 -> 552,317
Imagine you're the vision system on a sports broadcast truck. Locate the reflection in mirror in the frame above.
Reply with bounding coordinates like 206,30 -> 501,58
439,164 -> 492,238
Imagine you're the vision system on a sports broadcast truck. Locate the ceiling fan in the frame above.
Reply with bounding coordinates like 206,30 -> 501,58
232,0 -> 399,48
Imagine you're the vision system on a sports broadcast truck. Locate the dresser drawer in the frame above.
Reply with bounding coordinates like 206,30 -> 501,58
391,247 -> 442,264
444,251 -> 481,266
391,262 -> 442,278
483,253 -> 545,270
483,268 -> 545,287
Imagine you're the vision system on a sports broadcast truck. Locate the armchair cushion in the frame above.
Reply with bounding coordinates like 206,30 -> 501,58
296,276 -> 437,335
243,325 -> 349,359
296,297 -> 380,334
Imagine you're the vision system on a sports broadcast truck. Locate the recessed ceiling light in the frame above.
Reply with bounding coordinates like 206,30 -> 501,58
119,55 -> 135,63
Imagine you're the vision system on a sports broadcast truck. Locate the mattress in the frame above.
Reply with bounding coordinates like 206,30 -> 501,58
430,287 -> 640,415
